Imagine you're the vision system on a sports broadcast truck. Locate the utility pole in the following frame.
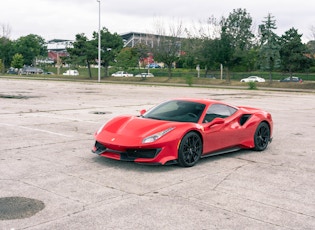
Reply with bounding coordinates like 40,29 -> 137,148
97,0 -> 101,82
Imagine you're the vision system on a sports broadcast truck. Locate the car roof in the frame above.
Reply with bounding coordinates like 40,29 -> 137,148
170,98 -> 235,107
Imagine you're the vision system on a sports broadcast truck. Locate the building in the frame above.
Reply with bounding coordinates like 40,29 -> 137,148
120,32 -> 161,48
46,39 -> 73,63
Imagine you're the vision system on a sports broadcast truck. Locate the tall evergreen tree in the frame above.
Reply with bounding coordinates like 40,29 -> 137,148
258,13 -> 281,82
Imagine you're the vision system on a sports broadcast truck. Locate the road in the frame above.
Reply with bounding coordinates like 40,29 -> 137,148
0,78 -> 314,229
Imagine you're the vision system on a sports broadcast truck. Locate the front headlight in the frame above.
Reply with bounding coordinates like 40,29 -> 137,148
142,127 -> 175,144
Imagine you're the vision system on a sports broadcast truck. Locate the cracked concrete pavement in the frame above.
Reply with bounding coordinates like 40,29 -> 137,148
0,78 -> 314,229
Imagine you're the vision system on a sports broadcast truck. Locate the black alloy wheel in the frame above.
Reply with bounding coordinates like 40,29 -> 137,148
178,132 -> 202,167
253,122 -> 270,151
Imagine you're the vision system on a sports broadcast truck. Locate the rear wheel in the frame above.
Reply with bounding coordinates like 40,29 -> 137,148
178,132 -> 202,167
253,122 -> 270,151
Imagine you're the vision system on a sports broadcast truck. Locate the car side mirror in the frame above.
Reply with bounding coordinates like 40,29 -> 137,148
208,117 -> 224,127
140,109 -> 146,116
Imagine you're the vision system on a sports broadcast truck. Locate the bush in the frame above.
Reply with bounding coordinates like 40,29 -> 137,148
309,66 -> 315,73
247,81 -> 257,90
185,76 -> 193,86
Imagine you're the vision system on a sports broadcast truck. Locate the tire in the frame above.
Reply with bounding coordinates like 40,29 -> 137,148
253,122 -> 270,151
178,132 -> 202,167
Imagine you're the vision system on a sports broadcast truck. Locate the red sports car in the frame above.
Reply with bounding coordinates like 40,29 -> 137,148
92,98 -> 273,167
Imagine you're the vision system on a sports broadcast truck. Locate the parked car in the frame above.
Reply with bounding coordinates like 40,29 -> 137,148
63,70 -> 79,76
21,66 -> 43,75
145,63 -> 161,69
280,76 -> 303,82
7,67 -> 19,74
240,76 -> 265,83
111,71 -> 133,77
44,72 -> 54,75
135,73 -> 154,78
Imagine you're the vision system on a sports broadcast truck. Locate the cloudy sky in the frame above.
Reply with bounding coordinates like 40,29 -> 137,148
1,0 -> 314,43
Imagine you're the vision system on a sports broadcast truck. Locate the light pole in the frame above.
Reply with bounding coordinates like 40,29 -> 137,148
97,0 -> 101,82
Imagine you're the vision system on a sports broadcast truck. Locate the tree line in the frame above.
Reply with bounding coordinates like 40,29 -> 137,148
1,8 -> 315,80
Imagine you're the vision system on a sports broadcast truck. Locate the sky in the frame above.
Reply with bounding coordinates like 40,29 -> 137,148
1,0 -> 314,43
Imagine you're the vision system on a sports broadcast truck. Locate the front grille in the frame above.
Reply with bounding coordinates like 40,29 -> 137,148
93,141 -> 161,160
126,148 -> 161,159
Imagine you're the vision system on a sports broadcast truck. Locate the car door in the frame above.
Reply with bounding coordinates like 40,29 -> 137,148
202,104 -> 241,154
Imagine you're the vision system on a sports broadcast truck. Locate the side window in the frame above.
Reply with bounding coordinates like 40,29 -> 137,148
203,104 -> 237,123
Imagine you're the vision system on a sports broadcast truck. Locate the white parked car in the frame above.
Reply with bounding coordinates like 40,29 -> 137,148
240,76 -> 265,83
135,73 -> 154,78
63,70 -> 79,76
111,71 -> 133,77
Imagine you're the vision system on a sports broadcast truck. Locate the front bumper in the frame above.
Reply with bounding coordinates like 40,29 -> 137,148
92,141 -> 162,161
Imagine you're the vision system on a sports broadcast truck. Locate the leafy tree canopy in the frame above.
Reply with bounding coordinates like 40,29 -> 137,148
13,34 -> 46,65
11,53 -> 24,68
114,47 -> 138,70
0,36 -> 13,68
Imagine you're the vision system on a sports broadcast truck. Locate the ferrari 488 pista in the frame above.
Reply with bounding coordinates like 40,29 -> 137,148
92,98 -> 273,167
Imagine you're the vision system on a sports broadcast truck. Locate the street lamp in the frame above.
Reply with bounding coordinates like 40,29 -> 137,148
97,0 -> 101,82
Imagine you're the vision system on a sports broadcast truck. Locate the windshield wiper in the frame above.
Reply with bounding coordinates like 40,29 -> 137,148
145,116 -> 164,120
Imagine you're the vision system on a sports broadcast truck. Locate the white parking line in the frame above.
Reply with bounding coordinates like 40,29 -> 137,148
27,113 -> 101,124
0,123 -> 72,137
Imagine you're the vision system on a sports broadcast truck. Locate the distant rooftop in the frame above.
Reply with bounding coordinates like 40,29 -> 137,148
46,39 -> 73,51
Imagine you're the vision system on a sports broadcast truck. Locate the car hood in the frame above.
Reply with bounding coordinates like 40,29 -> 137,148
95,115 -> 191,146
105,115 -> 174,136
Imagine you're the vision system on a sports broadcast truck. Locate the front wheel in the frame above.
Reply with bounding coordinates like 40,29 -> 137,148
178,132 -> 202,167
253,122 -> 270,151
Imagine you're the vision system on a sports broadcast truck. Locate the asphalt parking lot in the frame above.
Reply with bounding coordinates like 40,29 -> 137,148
0,78 -> 314,230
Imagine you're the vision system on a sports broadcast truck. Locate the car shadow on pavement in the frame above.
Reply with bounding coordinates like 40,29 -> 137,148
91,156 -> 179,173
90,149 -> 254,172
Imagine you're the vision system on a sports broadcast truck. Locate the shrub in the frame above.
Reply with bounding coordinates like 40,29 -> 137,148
247,81 -> 257,90
185,76 -> 193,86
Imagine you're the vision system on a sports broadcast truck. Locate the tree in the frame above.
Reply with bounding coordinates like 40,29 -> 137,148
182,16 -> 222,71
306,40 -> 315,68
0,36 -> 13,70
92,27 -> 124,77
67,33 -> 95,78
258,13 -> 281,82
222,8 -> 255,51
133,43 -> 150,68
217,28 -> 234,82
0,23 -> 12,71
279,28 -> 311,77
200,38 -> 221,74
177,37 -> 201,69
11,53 -> 24,69
0,23 -> 11,38
306,26 -> 315,65
221,8 -> 255,71
309,25 -> 315,41
114,47 -> 138,70
13,34 -> 47,66
0,59 -> 3,73
151,20 -> 183,77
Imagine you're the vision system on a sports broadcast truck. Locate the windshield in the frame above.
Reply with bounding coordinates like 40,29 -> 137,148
143,100 -> 206,123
